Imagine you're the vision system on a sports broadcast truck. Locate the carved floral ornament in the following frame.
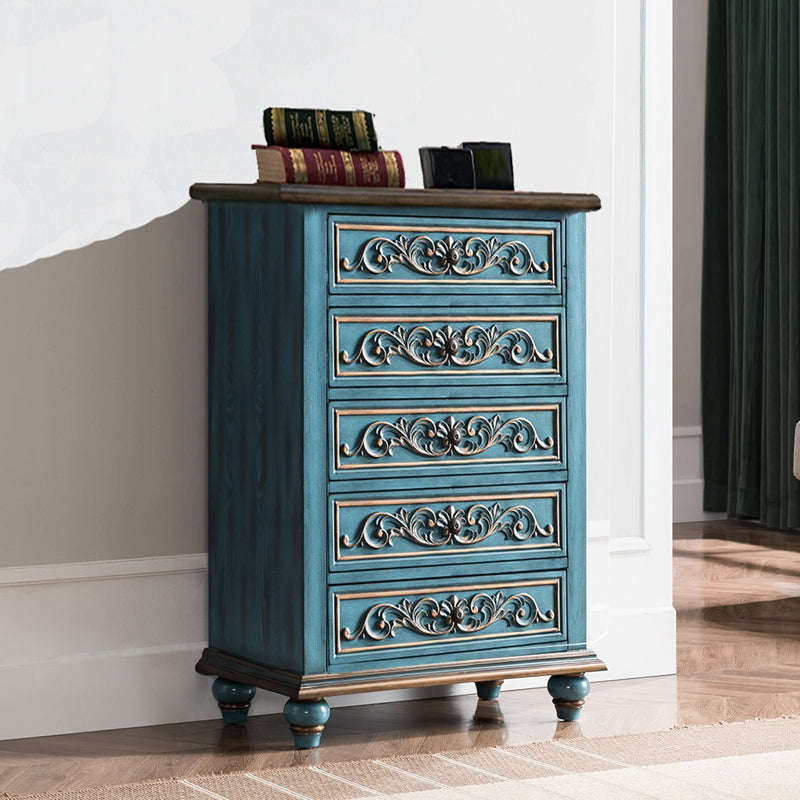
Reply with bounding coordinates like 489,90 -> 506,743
342,590 -> 556,642
341,502 -> 554,551
339,233 -> 550,278
340,323 -> 554,370
341,413 -> 555,461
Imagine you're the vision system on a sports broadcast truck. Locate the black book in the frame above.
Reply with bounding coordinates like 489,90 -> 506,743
419,147 -> 475,189
461,142 -> 514,190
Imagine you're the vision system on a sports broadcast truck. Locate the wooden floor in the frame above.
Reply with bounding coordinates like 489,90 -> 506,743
3,519 -> 800,796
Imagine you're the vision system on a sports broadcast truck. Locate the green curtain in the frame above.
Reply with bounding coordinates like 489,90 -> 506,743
702,0 -> 800,528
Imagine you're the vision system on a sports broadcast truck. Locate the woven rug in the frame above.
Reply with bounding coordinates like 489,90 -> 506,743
13,716 -> 800,800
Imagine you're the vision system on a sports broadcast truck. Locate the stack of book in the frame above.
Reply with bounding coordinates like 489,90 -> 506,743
253,107 -> 405,188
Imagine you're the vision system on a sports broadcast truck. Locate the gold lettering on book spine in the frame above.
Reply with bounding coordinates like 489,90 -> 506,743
312,151 -> 340,184
290,112 -> 314,142
331,115 -> 356,149
290,148 -> 308,183
354,112 -> 371,150
341,152 -> 356,186
361,154 -> 381,185
271,109 -> 287,145
315,110 -> 331,147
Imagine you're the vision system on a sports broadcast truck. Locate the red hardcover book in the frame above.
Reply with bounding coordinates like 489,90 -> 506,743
252,145 -> 405,188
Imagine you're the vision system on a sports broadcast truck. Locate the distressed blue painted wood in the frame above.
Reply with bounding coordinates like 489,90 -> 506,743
211,678 -> 256,725
192,184 -> 604,748
283,698 -> 330,749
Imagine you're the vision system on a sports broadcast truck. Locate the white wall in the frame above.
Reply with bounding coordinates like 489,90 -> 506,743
671,0 -> 725,522
0,0 -> 674,739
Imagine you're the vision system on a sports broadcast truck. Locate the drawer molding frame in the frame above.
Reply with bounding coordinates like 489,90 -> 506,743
340,499 -> 555,552
341,589 -> 556,644
334,222 -> 558,287
336,577 -> 562,655
339,320 -> 554,371
340,410 -> 555,462
340,231 -> 549,278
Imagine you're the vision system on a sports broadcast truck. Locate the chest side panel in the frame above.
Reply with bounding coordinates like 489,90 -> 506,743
207,201 -> 309,671
563,211 -> 588,646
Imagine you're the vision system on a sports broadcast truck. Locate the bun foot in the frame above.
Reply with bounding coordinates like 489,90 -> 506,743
212,678 -> 256,725
547,673 -> 590,722
475,679 -> 503,700
283,697 -> 330,749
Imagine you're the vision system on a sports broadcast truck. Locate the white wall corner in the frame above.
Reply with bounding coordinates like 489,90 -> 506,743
590,605 -> 677,681
673,426 -> 726,523
573,0 -> 676,686
586,517 -> 611,648
586,518 -> 676,682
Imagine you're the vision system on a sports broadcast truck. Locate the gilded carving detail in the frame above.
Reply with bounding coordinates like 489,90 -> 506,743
342,591 -> 556,641
340,234 -> 549,278
340,324 -> 553,369
341,414 -> 554,460
341,502 -> 554,550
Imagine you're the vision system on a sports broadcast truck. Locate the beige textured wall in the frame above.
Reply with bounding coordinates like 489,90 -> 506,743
0,202 -> 207,567
673,0 -> 708,429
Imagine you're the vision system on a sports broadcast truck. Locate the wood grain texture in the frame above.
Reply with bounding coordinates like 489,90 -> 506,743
189,183 -> 602,211
205,201 -> 308,672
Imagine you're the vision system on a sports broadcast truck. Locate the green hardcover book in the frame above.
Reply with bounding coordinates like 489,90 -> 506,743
264,107 -> 379,152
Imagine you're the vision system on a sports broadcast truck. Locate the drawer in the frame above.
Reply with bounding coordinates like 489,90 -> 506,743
329,215 -> 562,300
330,485 -> 565,573
330,572 -> 565,668
331,310 -> 564,390
331,400 -> 564,481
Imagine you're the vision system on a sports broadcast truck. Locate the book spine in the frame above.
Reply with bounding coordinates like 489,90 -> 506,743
261,147 -> 405,188
264,108 -> 378,151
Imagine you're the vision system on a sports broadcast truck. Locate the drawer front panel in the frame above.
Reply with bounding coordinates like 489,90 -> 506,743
331,401 -> 564,480
330,217 -> 562,296
331,311 -> 564,388
331,486 -> 564,571
331,574 -> 564,666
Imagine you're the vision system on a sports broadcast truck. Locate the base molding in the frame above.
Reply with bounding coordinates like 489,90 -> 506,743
673,426 -> 726,523
590,605 -> 677,681
0,644 -> 213,741
196,646 -> 607,701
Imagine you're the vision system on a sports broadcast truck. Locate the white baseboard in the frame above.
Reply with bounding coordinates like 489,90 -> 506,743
2,644 -> 213,740
673,478 -> 725,523
673,426 -> 726,523
584,517 -> 675,683
589,605 -> 677,680
0,555 -> 212,740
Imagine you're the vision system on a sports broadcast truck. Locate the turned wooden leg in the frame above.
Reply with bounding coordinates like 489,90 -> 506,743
546,673 -> 590,722
283,697 -> 330,749
212,677 -> 256,725
475,679 -> 503,700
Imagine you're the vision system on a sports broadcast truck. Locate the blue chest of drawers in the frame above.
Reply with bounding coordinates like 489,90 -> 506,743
191,183 -> 605,748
